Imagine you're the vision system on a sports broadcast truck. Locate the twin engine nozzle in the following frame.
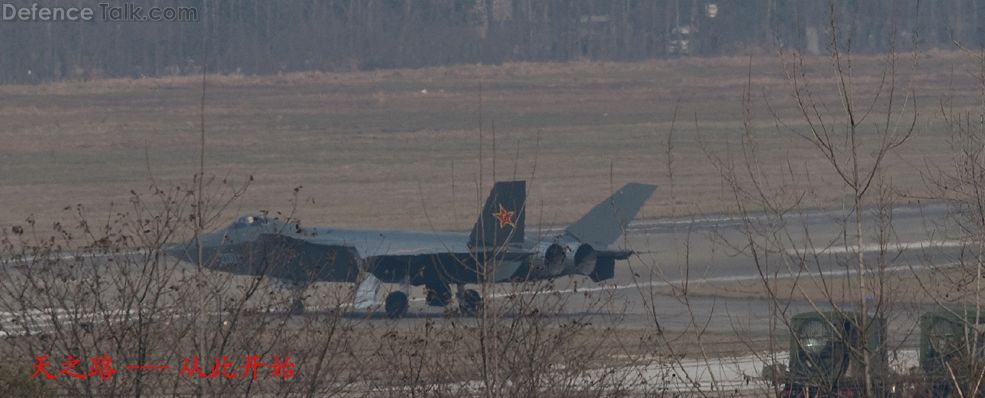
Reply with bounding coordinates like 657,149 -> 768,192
534,241 -> 597,277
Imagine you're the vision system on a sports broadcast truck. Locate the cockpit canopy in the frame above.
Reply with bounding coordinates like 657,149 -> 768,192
233,214 -> 269,228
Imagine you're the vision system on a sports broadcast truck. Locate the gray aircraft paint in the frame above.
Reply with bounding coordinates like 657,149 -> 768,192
166,181 -> 656,311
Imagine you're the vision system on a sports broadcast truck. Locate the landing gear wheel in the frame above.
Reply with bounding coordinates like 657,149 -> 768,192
288,298 -> 305,315
426,288 -> 452,307
459,289 -> 483,316
385,291 -> 409,319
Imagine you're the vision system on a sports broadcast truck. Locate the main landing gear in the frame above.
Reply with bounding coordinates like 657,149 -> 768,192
384,291 -> 409,318
457,285 -> 482,316
382,284 -> 485,318
385,277 -> 412,318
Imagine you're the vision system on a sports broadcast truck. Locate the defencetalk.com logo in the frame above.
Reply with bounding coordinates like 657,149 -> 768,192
2,3 -> 199,22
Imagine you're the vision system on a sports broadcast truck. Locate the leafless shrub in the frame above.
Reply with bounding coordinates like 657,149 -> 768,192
0,177 -> 368,396
693,2 -> 922,397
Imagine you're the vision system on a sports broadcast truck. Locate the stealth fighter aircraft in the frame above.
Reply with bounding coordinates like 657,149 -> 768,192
167,181 -> 655,318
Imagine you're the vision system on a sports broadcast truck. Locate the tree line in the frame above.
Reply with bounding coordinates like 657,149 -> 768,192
0,0 -> 982,84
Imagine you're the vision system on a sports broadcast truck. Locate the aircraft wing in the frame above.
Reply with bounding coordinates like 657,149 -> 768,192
253,233 -> 364,283
258,231 -> 533,285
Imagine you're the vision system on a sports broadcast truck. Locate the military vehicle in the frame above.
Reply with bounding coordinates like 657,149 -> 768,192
920,307 -> 985,397
167,180 -> 655,318
780,311 -> 892,397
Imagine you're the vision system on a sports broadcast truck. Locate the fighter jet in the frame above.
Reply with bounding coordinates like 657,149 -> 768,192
166,181 -> 655,318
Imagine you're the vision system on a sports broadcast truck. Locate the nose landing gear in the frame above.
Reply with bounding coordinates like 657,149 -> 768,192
288,297 -> 305,315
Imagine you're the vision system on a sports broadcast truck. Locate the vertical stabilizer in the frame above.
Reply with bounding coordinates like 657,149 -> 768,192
565,183 -> 656,246
469,181 -> 525,248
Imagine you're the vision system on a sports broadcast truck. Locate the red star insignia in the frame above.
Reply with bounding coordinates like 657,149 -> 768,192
492,204 -> 516,229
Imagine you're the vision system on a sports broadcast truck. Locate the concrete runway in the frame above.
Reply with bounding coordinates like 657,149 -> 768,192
0,202 -> 973,393
368,201 -> 970,334
2,202 -> 969,334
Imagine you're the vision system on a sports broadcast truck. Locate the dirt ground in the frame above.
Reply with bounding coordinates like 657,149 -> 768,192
0,50 -> 980,238
7,50 -> 982,397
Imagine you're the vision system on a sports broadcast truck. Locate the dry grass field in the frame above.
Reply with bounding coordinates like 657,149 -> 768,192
6,50 -> 982,394
0,50 -> 980,237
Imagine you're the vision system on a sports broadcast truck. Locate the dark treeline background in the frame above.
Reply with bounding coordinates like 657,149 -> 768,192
1,0 -> 982,84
